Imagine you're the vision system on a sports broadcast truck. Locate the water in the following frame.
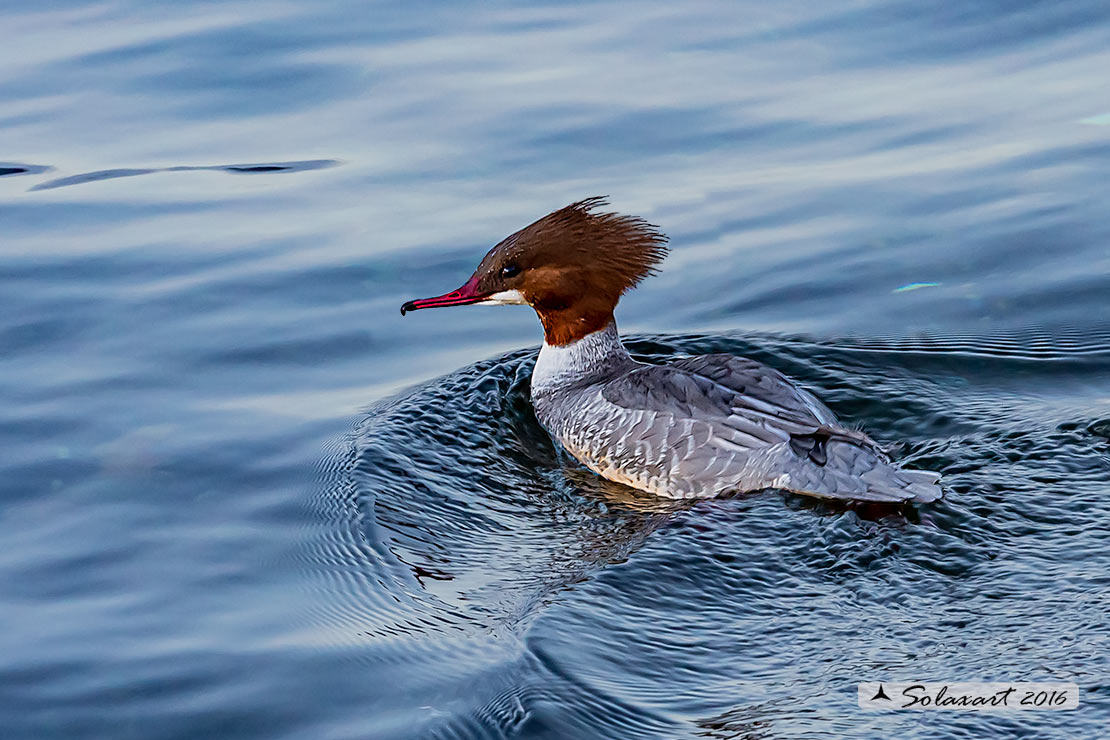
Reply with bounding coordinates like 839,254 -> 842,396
2,1 -> 1108,738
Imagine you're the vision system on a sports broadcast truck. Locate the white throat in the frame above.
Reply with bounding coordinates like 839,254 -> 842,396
531,321 -> 632,395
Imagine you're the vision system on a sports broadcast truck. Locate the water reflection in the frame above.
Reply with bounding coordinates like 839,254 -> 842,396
5,0 -> 1110,737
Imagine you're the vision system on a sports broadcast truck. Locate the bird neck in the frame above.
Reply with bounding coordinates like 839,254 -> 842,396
531,320 -> 633,395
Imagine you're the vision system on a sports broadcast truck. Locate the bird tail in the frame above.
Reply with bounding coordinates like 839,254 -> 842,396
776,436 -> 942,503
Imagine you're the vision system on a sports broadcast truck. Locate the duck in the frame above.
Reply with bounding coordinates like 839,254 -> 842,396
401,197 -> 941,503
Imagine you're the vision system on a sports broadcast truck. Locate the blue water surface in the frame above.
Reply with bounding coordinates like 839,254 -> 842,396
2,1 -> 1109,738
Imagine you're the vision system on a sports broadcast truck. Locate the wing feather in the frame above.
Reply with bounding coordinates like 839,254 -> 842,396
591,354 -> 941,502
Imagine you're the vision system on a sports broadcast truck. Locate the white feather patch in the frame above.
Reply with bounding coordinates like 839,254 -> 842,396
479,289 -> 527,306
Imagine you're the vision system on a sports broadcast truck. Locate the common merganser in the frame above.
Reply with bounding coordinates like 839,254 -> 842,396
401,198 -> 941,503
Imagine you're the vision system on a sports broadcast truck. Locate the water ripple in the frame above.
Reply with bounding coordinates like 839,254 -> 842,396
305,331 -> 1110,737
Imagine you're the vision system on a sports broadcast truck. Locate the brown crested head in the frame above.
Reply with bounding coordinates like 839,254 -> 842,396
401,197 -> 669,345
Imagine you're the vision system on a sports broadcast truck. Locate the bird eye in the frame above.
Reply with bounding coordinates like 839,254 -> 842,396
500,264 -> 521,279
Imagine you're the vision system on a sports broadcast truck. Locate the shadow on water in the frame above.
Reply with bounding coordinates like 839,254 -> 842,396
307,330 -> 1110,739
26,159 -> 340,191
0,162 -> 52,177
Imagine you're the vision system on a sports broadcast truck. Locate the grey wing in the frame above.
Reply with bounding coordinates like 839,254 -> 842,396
600,355 -> 941,503
668,354 -> 839,428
